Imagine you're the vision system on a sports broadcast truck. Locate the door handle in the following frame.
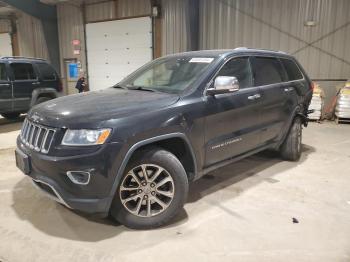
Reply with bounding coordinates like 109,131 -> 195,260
0,83 -> 10,87
248,94 -> 261,100
284,87 -> 293,92
32,82 -> 40,85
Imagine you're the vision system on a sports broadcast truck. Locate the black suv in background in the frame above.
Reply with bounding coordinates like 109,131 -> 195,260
0,57 -> 62,119
16,48 -> 312,229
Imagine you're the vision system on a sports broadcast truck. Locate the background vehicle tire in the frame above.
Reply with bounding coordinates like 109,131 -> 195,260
1,112 -> 20,120
280,117 -> 302,161
34,96 -> 51,105
110,147 -> 189,229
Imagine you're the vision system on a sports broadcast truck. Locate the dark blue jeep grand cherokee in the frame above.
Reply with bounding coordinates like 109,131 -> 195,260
15,48 -> 312,229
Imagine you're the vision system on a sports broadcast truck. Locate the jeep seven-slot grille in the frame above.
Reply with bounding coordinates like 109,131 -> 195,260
20,119 -> 56,154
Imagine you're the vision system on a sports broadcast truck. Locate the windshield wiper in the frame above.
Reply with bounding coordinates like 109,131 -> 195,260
112,84 -> 127,89
127,86 -> 156,92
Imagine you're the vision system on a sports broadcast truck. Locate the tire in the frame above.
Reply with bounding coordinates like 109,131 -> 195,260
280,117 -> 302,161
110,147 -> 189,229
34,96 -> 51,105
1,112 -> 20,120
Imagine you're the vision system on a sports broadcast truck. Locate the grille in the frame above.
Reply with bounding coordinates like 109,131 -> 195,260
20,119 -> 56,154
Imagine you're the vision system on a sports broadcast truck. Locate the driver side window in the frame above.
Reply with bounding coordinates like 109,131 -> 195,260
217,57 -> 252,89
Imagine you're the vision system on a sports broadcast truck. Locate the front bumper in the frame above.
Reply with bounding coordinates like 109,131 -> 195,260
16,136 -> 124,215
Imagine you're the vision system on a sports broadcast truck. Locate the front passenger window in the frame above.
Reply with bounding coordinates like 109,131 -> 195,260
217,57 -> 252,89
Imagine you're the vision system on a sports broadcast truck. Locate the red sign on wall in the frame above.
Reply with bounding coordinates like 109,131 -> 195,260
72,39 -> 80,46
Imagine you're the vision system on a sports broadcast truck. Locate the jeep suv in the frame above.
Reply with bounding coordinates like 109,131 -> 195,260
0,56 -> 62,119
15,49 -> 312,229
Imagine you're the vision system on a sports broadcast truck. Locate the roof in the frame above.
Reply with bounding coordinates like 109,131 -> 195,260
0,56 -> 47,62
167,47 -> 291,59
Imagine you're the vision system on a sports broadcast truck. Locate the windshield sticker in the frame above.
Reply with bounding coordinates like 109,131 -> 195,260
189,58 -> 214,63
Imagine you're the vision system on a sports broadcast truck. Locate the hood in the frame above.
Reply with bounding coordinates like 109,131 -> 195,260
28,88 -> 180,128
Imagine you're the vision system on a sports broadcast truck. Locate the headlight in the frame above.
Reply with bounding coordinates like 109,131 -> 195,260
62,129 -> 111,146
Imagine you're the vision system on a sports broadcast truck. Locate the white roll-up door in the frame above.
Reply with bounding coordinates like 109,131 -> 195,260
86,17 -> 152,91
0,33 -> 12,56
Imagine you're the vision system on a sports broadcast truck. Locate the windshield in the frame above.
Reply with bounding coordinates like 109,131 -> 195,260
118,56 -> 215,94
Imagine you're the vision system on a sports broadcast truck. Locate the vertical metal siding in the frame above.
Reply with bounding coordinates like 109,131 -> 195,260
85,0 -> 117,22
116,0 -> 151,18
200,0 -> 350,80
0,19 -> 11,32
57,2 -> 87,74
161,0 -> 189,55
16,13 -> 49,60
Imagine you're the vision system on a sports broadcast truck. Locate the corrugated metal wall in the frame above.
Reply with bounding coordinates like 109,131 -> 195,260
161,0 -> 189,55
57,2 -> 87,74
200,0 -> 350,81
16,12 -> 49,60
0,19 -> 11,33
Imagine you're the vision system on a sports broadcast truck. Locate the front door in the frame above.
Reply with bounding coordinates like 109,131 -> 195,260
10,62 -> 38,112
0,63 -> 12,113
204,57 -> 262,166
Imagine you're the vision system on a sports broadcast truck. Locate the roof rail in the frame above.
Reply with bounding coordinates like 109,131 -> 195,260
234,47 -> 287,54
0,56 -> 47,61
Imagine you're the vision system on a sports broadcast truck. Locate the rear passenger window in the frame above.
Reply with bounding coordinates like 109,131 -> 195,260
37,63 -> 56,81
217,57 -> 252,89
280,58 -> 303,81
251,57 -> 286,86
0,64 -> 7,81
10,63 -> 36,80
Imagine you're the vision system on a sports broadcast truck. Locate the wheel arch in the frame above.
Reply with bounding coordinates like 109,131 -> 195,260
107,133 -> 197,209
30,88 -> 59,107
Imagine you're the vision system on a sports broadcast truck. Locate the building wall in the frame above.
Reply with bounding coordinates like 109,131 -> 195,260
0,19 -> 11,33
200,0 -> 350,112
16,12 -> 49,60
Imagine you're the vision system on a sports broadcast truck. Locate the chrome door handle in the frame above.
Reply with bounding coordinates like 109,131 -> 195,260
284,87 -> 293,92
248,95 -> 256,100
248,94 -> 261,100
32,82 -> 40,85
0,83 -> 10,87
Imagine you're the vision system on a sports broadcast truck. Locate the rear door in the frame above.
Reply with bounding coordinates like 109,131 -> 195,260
204,56 -> 263,166
0,62 -> 12,112
10,62 -> 38,111
250,56 -> 289,145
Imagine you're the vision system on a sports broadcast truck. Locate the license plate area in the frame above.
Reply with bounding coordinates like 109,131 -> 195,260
15,149 -> 31,174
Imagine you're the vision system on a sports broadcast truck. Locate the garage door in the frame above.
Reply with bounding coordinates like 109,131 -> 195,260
0,33 -> 12,56
86,17 -> 152,91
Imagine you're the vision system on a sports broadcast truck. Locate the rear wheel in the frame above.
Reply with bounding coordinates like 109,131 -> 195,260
110,148 -> 188,229
1,112 -> 20,120
280,117 -> 302,161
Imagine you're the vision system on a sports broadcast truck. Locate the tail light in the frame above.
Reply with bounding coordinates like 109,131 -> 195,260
58,78 -> 63,92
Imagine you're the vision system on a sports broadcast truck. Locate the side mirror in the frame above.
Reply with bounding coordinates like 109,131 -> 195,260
206,76 -> 240,96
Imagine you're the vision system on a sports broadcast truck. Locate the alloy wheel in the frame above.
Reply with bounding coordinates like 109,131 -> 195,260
119,164 -> 175,217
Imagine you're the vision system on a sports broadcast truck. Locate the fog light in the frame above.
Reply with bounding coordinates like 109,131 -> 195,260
66,171 -> 91,185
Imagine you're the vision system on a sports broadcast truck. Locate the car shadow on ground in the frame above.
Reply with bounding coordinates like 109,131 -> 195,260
11,144 -> 315,242
0,115 -> 25,133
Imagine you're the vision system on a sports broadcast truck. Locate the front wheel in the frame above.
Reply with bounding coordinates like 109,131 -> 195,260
110,148 -> 189,229
280,117 -> 302,161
